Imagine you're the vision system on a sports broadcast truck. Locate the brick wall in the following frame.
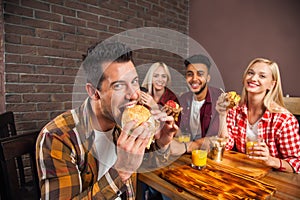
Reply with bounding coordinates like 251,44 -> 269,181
0,0 -> 4,112
2,0 -> 189,133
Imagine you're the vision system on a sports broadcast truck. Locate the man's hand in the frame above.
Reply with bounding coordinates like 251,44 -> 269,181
114,120 -> 151,182
114,109 -> 178,182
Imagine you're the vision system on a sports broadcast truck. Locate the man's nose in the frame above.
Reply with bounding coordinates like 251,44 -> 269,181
125,86 -> 139,100
192,73 -> 198,80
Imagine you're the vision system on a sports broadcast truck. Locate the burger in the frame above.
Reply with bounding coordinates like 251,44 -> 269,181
165,100 -> 180,110
225,91 -> 241,109
121,104 -> 157,149
164,100 -> 181,121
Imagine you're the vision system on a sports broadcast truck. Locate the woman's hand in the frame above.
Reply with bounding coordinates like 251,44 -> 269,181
216,93 -> 230,116
140,91 -> 159,110
247,140 -> 294,173
248,141 -> 272,164
161,104 -> 182,121
216,93 -> 230,138
151,109 -> 178,150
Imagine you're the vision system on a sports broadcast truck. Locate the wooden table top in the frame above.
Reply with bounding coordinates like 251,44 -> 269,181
138,151 -> 300,200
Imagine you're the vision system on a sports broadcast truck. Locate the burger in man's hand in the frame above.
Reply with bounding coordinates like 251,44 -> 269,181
121,104 -> 157,149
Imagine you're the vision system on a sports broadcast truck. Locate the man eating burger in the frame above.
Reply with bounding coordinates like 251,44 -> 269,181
35,41 -> 178,199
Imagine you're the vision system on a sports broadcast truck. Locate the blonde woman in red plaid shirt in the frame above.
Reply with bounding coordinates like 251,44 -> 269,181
216,58 -> 300,173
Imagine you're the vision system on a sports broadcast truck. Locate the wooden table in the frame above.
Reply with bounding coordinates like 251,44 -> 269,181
138,151 -> 300,200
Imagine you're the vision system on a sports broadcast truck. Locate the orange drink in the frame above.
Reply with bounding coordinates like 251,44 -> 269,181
246,137 -> 263,155
191,150 -> 207,169
178,134 -> 191,143
246,141 -> 257,155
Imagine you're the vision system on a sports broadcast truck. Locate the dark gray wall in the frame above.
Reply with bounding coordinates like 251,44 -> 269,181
189,0 -> 300,96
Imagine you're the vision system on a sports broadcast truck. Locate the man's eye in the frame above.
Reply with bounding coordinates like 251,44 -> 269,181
186,72 -> 193,77
132,79 -> 139,85
197,72 -> 204,77
112,83 -> 125,90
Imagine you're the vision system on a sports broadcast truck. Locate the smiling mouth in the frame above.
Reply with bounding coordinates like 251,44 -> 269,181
248,82 -> 259,87
190,83 -> 200,89
155,83 -> 164,86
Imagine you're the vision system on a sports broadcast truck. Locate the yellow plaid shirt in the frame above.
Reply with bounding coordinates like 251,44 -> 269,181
36,98 -> 138,199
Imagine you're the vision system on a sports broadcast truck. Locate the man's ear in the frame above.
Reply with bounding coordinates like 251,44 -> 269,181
207,74 -> 211,83
86,83 -> 100,100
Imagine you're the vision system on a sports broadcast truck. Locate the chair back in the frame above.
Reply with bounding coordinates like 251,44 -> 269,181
0,111 -> 27,198
0,131 -> 40,200
283,97 -> 300,115
283,97 -> 300,131
0,111 -> 17,138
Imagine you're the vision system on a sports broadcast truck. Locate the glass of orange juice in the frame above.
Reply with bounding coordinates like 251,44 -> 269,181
178,132 -> 191,143
246,137 -> 263,155
191,149 -> 207,170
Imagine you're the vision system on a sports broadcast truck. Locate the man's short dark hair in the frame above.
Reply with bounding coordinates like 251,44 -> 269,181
184,54 -> 211,72
82,41 -> 133,90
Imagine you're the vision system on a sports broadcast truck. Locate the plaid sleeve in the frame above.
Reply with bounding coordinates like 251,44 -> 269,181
36,129 -> 87,199
36,116 -> 134,199
276,114 -> 300,173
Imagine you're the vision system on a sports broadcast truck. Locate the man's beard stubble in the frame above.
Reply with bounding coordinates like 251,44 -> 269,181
194,82 -> 207,95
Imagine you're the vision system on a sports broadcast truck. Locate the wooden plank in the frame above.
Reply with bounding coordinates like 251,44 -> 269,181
217,151 -> 271,178
138,172 -> 199,200
138,151 -> 300,200
261,171 -> 300,199
178,151 -> 271,178
160,164 -> 276,199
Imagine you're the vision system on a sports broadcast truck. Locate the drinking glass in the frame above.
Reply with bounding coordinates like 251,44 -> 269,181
191,149 -> 207,170
177,132 -> 191,143
246,137 -> 263,155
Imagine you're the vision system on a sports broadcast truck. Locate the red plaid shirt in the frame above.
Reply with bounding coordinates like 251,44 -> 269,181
226,104 -> 300,173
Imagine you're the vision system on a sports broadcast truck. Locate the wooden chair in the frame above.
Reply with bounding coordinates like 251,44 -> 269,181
283,97 -> 300,129
283,97 -> 300,115
0,111 -> 17,138
0,131 -> 40,200
0,111 -> 28,199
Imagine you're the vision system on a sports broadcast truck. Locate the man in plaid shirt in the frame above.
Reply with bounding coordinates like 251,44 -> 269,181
36,42 -> 178,199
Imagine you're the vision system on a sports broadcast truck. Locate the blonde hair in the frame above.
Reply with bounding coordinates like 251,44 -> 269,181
240,58 -> 285,112
142,62 -> 172,94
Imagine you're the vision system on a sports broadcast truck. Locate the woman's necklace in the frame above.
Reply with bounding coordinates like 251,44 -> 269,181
247,119 -> 260,130
247,109 -> 263,130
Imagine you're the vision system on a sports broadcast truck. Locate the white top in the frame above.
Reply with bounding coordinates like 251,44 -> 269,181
189,98 -> 205,140
93,129 -> 117,180
246,119 -> 260,141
